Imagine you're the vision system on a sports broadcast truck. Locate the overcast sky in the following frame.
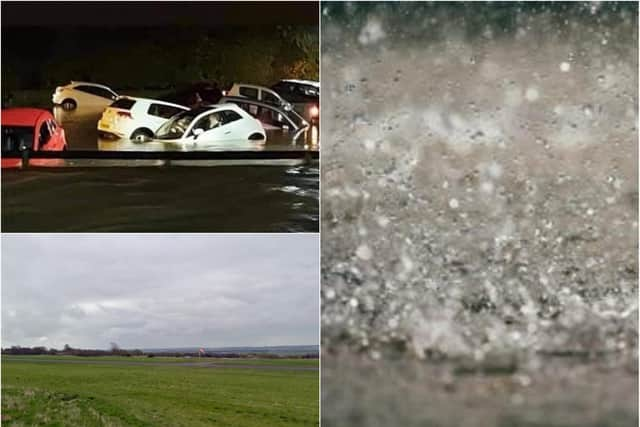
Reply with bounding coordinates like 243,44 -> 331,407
2,234 -> 318,350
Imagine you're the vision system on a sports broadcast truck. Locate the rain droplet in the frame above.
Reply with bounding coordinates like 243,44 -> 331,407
356,244 -> 373,260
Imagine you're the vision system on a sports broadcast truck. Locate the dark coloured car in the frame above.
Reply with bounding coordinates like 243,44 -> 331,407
271,79 -> 319,104
160,82 -> 224,109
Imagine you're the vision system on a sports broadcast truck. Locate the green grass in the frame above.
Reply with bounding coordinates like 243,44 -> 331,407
2,355 -> 318,367
2,357 -> 318,427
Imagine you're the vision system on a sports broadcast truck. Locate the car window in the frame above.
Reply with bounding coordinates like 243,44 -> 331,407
148,104 -> 184,119
38,121 -> 51,147
261,91 -> 280,105
111,98 -> 136,109
1,126 -> 34,151
220,110 -> 243,125
239,87 -> 259,99
256,106 -> 291,129
76,85 -> 116,99
155,109 -> 200,140
192,111 -> 225,132
47,120 -> 57,133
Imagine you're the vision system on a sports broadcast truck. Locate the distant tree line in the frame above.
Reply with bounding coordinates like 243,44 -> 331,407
2,25 -> 319,92
1,345 -> 319,359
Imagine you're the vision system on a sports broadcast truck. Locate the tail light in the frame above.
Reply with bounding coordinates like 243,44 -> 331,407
117,111 -> 132,119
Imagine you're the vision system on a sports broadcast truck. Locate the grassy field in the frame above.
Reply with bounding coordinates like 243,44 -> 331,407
2,355 -> 318,366
2,356 -> 319,427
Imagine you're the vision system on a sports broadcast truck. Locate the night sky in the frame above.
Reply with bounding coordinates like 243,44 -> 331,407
2,1 -> 318,27
2,2 -> 319,90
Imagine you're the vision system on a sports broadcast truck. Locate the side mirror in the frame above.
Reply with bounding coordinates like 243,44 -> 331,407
283,102 -> 293,112
193,128 -> 204,139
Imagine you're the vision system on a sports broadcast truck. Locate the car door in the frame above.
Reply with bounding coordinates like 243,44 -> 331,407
191,110 -> 248,142
34,118 -> 51,151
75,85 -> 117,108
45,119 -> 65,150
147,103 -> 188,132
189,111 -> 228,142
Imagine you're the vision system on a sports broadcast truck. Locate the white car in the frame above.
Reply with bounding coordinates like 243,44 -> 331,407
97,97 -> 189,141
52,81 -> 119,111
154,104 -> 266,145
226,83 -> 293,111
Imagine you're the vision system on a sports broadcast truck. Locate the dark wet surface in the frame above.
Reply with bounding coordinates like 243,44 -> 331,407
2,165 -> 318,232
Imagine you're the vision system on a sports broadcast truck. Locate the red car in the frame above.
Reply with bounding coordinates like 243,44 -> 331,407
1,108 -> 67,168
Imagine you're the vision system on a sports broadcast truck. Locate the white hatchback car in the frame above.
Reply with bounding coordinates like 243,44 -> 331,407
154,104 -> 266,145
97,97 -> 189,141
52,81 -> 119,111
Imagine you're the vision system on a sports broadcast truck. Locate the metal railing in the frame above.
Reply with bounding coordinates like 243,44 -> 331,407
2,149 -> 319,167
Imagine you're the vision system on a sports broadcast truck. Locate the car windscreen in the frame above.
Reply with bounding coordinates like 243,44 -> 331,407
110,98 -> 136,109
1,126 -> 35,152
154,110 -> 200,139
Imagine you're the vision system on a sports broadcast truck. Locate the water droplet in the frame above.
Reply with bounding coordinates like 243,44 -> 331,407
356,244 -> 373,261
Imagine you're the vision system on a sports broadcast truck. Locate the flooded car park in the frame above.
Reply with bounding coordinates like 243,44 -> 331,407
3,98 -> 319,232
52,106 -> 318,152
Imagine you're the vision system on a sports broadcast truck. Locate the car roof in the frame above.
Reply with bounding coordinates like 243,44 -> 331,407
219,96 -> 288,112
1,108 -> 52,126
231,83 -> 276,91
190,103 -> 244,115
219,96 -> 308,129
116,96 -> 188,109
69,81 -> 114,90
280,79 -> 320,88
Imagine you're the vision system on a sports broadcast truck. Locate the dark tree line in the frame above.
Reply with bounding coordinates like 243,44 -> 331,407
2,25 -> 318,92
1,345 -> 319,359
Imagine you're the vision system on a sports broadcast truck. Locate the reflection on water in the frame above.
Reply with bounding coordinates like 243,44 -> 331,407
54,107 -> 318,152
2,165 -> 319,232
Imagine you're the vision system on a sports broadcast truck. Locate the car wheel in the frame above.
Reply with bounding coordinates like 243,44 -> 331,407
61,99 -> 77,110
130,128 -> 154,142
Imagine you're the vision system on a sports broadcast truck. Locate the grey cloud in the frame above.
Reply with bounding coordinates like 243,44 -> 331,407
2,234 -> 318,350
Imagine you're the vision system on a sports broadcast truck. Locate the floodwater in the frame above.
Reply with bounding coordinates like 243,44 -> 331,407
52,107 -> 318,151
2,102 -> 319,232
321,3 -> 637,426
3,165 -> 318,232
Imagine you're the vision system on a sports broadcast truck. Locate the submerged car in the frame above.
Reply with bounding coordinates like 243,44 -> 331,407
226,83 -> 293,111
52,81 -> 118,111
271,79 -> 320,125
1,108 -> 67,167
219,96 -> 308,132
98,97 -> 189,141
271,79 -> 319,104
154,104 -> 266,144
